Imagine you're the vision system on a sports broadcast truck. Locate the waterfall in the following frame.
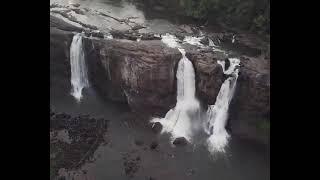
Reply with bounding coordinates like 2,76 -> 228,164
183,36 -> 204,47
204,58 -> 240,153
151,34 -> 201,142
232,35 -> 236,43
70,33 -> 89,102
154,33 -> 241,154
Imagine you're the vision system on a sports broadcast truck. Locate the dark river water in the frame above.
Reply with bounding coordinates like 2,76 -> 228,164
50,0 -> 269,179
50,84 -> 269,180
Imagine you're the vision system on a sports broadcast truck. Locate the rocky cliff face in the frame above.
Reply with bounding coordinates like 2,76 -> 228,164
82,38 -> 227,115
50,26 -> 74,98
83,38 -> 182,116
50,15 -> 269,142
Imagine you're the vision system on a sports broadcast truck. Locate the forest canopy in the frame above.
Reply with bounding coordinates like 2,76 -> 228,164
136,0 -> 270,36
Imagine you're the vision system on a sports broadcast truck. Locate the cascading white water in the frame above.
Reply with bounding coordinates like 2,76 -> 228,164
205,58 -> 240,153
151,34 -> 201,142
153,33 -> 241,154
70,33 -> 89,102
183,36 -> 204,47
218,58 -> 240,75
232,35 -> 236,43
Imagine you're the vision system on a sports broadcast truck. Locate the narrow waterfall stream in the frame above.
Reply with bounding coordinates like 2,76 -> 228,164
152,34 -> 201,142
205,58 -> 240,153
70,33 -> 89,102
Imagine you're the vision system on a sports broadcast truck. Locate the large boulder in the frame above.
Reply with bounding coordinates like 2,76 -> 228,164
184,48 -> 226,105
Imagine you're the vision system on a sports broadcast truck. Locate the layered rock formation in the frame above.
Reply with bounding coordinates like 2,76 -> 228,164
50,15 -> 269,142
83,38 -> 182,115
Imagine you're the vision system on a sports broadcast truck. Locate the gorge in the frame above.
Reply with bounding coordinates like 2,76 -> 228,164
50,0 -> 269,180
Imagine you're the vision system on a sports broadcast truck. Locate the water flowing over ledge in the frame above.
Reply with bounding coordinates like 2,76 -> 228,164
50,17 -> 269,146
205,61 -> 240,153
153,33 -> 241,154
70,33 -> 89,102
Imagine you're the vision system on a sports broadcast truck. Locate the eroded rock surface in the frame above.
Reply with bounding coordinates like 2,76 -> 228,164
50,15 -> 269,142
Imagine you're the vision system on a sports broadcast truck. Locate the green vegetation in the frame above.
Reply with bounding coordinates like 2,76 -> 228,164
179,0 -> 269,35
136,0 -> 270,36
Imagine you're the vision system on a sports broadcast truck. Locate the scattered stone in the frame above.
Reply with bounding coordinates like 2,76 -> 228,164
151,122 -> 162,134
173,137 -> 188,146
150,141 -> 158,150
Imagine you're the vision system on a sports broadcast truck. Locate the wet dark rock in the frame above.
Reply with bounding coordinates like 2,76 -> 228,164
71,3 -> 80,7
174,33 -> 185,41
179,24 -> 193,34
83,37 -> 181,116
55,113 -> 71,120
57,176 -> 66,180
50,111 -> 55,117
72,8 -> 85,15
150,141 -> 158,150
186,168 -> 195,176
225,58 -> 230,70
141,33 -> 162,40
134,139 -> 144,146
185,49 -> 226,104
110,30 -> 138,41
200,37 -> 209,46
50,3 -> 59,8
131,24 -> 146,31
110,30 -> 161,41
122,153 -> 140,177
136,156 -> 141,161
173,137 -> 188,146
91,31 -> 104,38
151,122 -> 162,134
